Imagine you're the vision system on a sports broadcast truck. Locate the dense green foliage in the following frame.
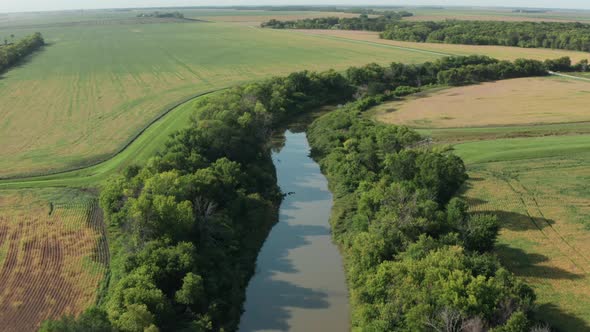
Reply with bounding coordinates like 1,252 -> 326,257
307,100 -> 537,331
40,56 -> 549,331
262,12 -> 412,31
381,20 -> 590,52
0,32 -> 44,72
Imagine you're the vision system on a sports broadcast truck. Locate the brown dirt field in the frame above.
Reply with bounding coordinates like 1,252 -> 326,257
374,77 -> 590,128
0,198 -> 108,331
292,29 -> 590,63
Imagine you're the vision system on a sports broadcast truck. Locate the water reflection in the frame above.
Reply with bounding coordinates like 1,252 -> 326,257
239,131 -> 349,332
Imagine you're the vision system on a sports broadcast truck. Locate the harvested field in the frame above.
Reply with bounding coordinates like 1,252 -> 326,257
291,29 -> 590,62
0,196 -> 108,331
375,77 -> 590,128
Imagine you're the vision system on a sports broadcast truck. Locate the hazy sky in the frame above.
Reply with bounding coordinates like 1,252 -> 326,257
2,0 -> 590,13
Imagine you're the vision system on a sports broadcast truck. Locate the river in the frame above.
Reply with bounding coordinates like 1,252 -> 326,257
238,130 -> 350,332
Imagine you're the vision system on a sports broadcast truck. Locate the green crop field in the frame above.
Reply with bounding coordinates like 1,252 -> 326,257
1,6 -> 590,330
0,13 -> 443,179
370,75 -> 590,330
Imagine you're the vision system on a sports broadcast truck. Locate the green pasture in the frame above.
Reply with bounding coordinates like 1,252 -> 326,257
0,16 -> 441,179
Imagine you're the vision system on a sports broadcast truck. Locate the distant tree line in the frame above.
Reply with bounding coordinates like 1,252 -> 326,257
137,11 -> 185,19
40,56 -> 552,331
381,20 -> 590,52
262,11 -> 412,31
0,32 -> 44,73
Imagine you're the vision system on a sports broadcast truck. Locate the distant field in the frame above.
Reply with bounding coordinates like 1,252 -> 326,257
406,7 -> 590,22
0,190 -> 107,331
0,15 -> 441,179
456,137 -> 590,331
291,30 -> 590,62
374,77 -> 590,129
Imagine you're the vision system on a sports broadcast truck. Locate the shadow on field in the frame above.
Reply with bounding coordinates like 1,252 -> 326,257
535,303 -> 590,332
0,44 -> 48,79
484,210 -> 556,232
496,244 -> 582,280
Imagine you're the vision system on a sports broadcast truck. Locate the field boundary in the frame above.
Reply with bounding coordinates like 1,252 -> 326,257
549,71 -> 590,82
0,88 -> 227,182
281,29 -> 456,57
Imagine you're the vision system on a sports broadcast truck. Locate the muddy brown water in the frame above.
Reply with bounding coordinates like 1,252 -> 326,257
239,130 -> 350,332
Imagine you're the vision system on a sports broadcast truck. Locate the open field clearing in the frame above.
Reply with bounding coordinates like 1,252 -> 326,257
0,19 -> 441,179
291,29 -> 590,62
406,7 -> 590,22
185,9 -> 367,25
374,77 -> 590,129
0,190 -> 108,331
456,140 -> 590,331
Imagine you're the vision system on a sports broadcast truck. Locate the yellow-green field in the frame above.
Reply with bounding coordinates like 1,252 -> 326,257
370,75 -> 590,330
0,15 -> 443,179
457,138 -> 590,331
374,77 -> 590,128
0,189 -> 108,331
405,7 -> 590,23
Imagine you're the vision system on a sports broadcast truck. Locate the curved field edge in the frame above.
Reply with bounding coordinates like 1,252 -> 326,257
0,90 -> 226,189
0,89 -> 226,182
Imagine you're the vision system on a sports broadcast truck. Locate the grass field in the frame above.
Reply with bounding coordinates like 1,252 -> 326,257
456,137 -> 590,331
0,14 -> 445,179
0,189 -> 108,331
370,74 -> 590,330
374,77 -> 590,129
405,7 -> 590,22
291,30 -> 590,63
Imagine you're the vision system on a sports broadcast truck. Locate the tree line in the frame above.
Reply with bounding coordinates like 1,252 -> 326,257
136,12 -> 185,19
381,20 -> 590,52
40,56 -> 553,331
262,11 -> 412,31
0,32 -> 44,73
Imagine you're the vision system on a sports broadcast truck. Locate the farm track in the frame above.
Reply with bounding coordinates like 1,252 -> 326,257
0,201 -> 108,332
549,71 -> 590,82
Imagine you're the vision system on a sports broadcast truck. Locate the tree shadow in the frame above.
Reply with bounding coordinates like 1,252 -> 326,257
495,244 -> 582,280
535,303 -> 590,332
480,210 -> 556,232
0,44 -> 48,79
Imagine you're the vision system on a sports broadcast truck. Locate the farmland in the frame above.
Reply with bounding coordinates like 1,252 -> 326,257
290,29 -> 590,62
0,189 -> 108,331
405,7 -> 590,22
0,13 -> 442,179
374,77 -> 590,129
371,75 -> 590,330
1,5 -> 590,331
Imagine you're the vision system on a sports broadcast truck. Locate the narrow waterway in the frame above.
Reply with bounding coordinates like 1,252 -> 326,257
239,130 -> 350,332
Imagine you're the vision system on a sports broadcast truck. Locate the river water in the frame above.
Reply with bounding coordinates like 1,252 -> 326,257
239,130 -> 350,332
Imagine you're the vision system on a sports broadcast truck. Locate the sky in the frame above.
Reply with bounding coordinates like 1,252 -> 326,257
1,0 -> 590,14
